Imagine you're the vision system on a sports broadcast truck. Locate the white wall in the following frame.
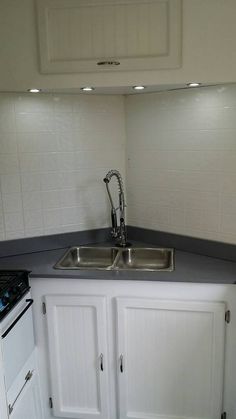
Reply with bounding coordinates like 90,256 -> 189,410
0,93 -> 126,240
1,0 -> 236,90
126,84 -> 236,244
2,85 -> 236,245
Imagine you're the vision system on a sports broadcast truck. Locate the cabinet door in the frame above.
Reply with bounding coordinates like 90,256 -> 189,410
116,298 -> 225,419
10,372 -> 43,419
45,295 -> 109,419
37,0 -> 182,74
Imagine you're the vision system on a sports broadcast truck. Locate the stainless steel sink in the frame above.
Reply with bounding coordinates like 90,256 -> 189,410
54,246 -> 119,270
115,247 -> 174,271
54,246 -> 174,272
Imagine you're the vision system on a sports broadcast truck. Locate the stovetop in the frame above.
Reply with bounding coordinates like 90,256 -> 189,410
0,271 -> 30,321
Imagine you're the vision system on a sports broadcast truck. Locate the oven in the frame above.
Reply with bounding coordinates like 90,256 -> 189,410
1,291 -> 35,391
0,271 -> 35,387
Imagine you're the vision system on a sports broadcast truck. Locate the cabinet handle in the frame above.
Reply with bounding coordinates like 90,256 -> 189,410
119,354 -> 124,373
100,353 -> 104,371
2,299 -> 33,339
8,370 -> 34,415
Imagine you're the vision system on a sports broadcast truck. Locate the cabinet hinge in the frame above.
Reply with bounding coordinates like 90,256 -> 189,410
221,412 -> 227,419
49,397 -> 53,409
225,310 -> 231,323
42,302 -> 46,315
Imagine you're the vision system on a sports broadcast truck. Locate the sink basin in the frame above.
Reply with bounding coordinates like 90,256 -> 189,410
55,246 -> 174,272
116,247 -> 174,271
54,246 -> 119,270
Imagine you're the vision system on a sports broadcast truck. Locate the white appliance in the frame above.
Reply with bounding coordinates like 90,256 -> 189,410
0,271 -> 36,417
1,291 -> 35,392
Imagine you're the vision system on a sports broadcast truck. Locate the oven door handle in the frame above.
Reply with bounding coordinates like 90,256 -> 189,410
1,299 -> 34,339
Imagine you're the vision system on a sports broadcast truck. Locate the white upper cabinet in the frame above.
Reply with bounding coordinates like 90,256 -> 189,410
36,0 -> 182,73
1,0 -> 236,90
116,298 -> 226,419
45,295 -> 109,419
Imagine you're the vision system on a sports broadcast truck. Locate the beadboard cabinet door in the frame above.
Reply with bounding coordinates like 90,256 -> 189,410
45,295 -> 109,419
37,0 -> 182,74
116,298 -> 225,419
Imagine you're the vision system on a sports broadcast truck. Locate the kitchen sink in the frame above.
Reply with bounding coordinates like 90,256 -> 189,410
54,246 -> 174,272
115,247 -> 174,271
54,246 -> 119,270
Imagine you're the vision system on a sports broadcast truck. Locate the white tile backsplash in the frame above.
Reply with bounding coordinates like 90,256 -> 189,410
1,87 -> 236,244
24,209 -> 44,230
126,85 -> 236,244
4,212 -> 24,232
0,112 -> 15,133
14,95 -> 53,113
0,175 -> 21,194
2,193 -> 23,213
0,133 -> 18,153
17,132 -> 59,153
22,191 -> 42,210
15,112 -> 55,132
0,154 -> 19,174
0,93 -> 126,240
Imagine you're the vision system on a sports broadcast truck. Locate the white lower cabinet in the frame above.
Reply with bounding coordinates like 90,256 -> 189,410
116,298 -> 225,419
45,295 -> 109,419
43,292 -> 226,419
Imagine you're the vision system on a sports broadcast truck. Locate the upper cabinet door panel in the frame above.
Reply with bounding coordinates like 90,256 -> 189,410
36,0 -> 182,73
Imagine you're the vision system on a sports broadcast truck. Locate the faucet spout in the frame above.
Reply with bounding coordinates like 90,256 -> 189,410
103,170 -> 128,247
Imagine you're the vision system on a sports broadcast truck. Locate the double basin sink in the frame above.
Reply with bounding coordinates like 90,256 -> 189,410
55,246 -> 174,272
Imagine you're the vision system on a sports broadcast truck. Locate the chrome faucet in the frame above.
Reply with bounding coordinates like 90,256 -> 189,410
103,170 -> 128,247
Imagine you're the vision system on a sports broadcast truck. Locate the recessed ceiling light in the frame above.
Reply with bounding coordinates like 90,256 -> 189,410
27,88 -> 41,93
81,87 -> 95,92
187,83 -> 201,88
133,85 -> 145,90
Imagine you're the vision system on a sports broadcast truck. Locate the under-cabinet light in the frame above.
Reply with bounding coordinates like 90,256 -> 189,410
187,83 -> 201,88
27,88 -> 41,93
81,87 -> 95,92
133,86 -> 145,90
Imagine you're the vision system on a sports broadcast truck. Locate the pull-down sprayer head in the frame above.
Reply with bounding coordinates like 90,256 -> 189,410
103,170 -> 128,247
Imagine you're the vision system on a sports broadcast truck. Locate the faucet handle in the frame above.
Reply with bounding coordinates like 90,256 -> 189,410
111,229 -> 118,238
111,209 -> 118,231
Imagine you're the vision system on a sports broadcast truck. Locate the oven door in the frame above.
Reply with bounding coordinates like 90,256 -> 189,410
1,292 -> 35,390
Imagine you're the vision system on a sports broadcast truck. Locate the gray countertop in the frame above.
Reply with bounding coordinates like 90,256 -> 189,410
0,244 -> 235,284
